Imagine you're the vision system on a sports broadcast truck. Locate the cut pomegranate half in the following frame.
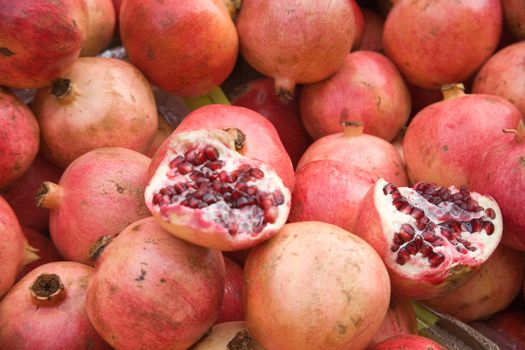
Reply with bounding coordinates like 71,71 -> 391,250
355,178 -> 502,299
145,129 -> 291,251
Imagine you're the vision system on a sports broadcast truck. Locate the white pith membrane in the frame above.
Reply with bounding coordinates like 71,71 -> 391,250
145,129 -> 291,237
374,178 -> 502,280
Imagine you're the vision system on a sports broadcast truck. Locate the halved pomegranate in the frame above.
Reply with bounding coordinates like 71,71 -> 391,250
355,179 -> 502,299
145,129 -> 291,251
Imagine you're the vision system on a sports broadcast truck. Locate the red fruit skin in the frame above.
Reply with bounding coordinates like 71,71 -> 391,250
383,0 -> 502,89
486,309 -> 525,348
369,334 -> 444,350
86,217 -> 225,350
46,148 -> 151,264
425,245 -> 525,322
469,128 -> 525,251
501,0 -> 525,40
120,0 -> 238,97
216,257 -> 244,324
473,42 -> 525,117
350,0 -> 365,50
175,105 -> 295,191
0,262 -> 111,349
81,0 -> 116,56
369,298 -> 418,345
236,0 -> 355,96
0,0 -> 88,88
231,78 -> 312,167
17,227 -> 63,280
300,51 -> 411,142
403,93 -> 523,188
289,160 -> 377,233
1,154 -> 62,232
358,9 -> 384,52
0,197 -> 28,297
0,91 -> 40,188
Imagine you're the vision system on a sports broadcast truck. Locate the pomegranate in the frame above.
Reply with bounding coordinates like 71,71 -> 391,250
36,147 -> 151,264
485,309 -> 525,348
17,227 -> 63,280
383,0 -> 502,89
86,217 -> 225,350
369,298 -> 418,345
145,129 -> 291,251
32,57 -> 158,168
473,42 -> 525,117
230,78 -> 312,167
0,154 -> 62,232
236,0 -> 356,99
368,334 -> 444,350
289,160 -> 377,233
0,262 -> 111,349
358,9 -> 384,52
501,0 -> 525,40
216,257 -> 244,324
191,322 -> 265,350
403,84 -> 523,188
0,197 -> 37,297
351,0 -> 365,50
175,104 -> 295,192
300,51 -> 411,142
120,0 -> 238,97
245,222 -> 391,350
297,122 -> 408,187
0,90 -> 40,188
470,121 -> 525,251
0,0 -> 88,88
425,245 -> 525,322
355,178 -> 503,299
81,0 -> 116,56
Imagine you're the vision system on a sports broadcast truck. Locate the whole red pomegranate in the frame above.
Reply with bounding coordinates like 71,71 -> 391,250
145,129 -> 291,251
369,298 -> 418,345
473,42 -> 525,117
32,57 -> 158,168
355,179 -> 503,299
403,84 -> 523,188
501,0 -> 525,40
470,121 -> 525,251
37,147 -> 151,264
369,334 -> 444,350
485,309 -> 525,348
175,104 -> 295,191
297,122 -> 408,187
230,78 -> 312,167
236,0 -> 356,99
86,217 -> 225,350
245,221 -> 391,350
0,0 -> 88,88
425,245 -> 525,322
191,322 -> 265,350
383,0 -> 502,89
0,262 -> 111,349
81,0 -> 116,56
289,160 -> 376,233
17,228 -> 62,280
357,9 -> 384,52
1,154 -> 62,232
300,51 -> 411,141
0,90 -> 40,188
120,0 -> 238,97
0,197 -> 37,297
216,257 -> 244,324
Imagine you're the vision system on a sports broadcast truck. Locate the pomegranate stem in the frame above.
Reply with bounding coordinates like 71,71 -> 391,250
440,83 -> 465,101
36,182 -> 63,209
182,86 -> 231,111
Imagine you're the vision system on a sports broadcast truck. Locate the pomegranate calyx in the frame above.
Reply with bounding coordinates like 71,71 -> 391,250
441,83 -> 465,101
30,273 -> 65,303
36,182 -> 63,210
50,78 -> 73,100
341,121 -> 365,138
227,329 -> 256,350
88,234 -> 115,262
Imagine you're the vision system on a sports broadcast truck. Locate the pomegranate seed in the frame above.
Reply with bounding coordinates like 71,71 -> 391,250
467,246 -> 477,252
203,145 -> 219,161
484,221 -> 495,235
456,245 -> 468,254
193,151 -> 207,165
429,252 -> 445,267
202,193 -> 216,204
414,236 -> 423,250
230,170 -> 242,181
235,196 -> 250,208
246,186 -> 258,195
448,221 -> 462,233
159,187 -> 172,196
188,198 -> 199,208
197,202 -> 208,209
228,223 -> 239,235
249,168 -> 264,179
416,217 -> 429,230
235,182 -> 248,192
189,170 -> 203,181
194,189 -> 205,199
253,225 -> 264,233
391,244 -> 400,252
420,243 -> 433,257
204,160 -> 224,171
152,193 -> 162,205
264,206 -> 279,224
422,230 -> 436,242
184,149 -> 198,163
177,161 -> 193,175
431,237 -> 445,247
222,193 -> 232,202
231,190 -> 242,201
391,191 -> 402,200
396,249 -> 410,265
399,231 -> 414,243
405,242 -> 418,255
410,208 -> 425,220
393,199 -> 407,210
169,156 -> 185,169
399,203 -> 413,214
485,208 -> 496,219
221,185 -> 232,194
383,183 -> 397,195
400,224 -> 415,235
260,197 -> 273,210
273,190 -> 285,205
440,227 -> 452,239
393,233 -> 404,245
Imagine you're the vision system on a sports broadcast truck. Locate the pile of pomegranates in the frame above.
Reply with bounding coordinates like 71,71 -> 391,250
1,0 -> 525,349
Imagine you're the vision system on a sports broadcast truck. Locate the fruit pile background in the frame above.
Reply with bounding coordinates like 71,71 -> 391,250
1,0 -> 525,349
